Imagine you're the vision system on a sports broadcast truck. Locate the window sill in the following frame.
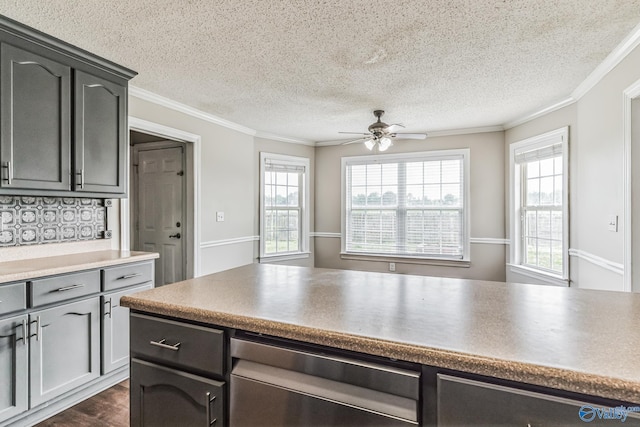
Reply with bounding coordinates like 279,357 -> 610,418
340,252 -> 470,268
259,252 -> 311,263
507,264 -> 569,287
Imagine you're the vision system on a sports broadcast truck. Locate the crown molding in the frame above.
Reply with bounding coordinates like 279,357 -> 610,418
503,97 -> 577,130
505,22 -> 640,130
572,21 -> 640,100
129,85 -> 257,136
254,131 -> 315,146
426,125 -> 504,138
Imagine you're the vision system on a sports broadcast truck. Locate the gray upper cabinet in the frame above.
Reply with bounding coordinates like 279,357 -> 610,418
0,43 -> 71,191
0,16 -> 136,197
74,71 -> 126,194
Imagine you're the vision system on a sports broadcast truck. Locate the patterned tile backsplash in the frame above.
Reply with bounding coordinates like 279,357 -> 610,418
0,196 -> 108,247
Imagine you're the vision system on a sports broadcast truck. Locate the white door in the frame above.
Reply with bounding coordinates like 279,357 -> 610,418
137,147 -> 184,286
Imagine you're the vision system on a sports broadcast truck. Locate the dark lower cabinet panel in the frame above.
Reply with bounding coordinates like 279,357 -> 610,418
437,374 -> 640,427
131,359 -> 225,427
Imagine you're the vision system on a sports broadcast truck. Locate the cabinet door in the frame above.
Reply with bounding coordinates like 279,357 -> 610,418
74,70 -> 126,194
102,282 -> 153,374
29,297 -> 100,407
437,374 -> 640,426
0,43 -> 71,191
0,314 -> 27,423
131,359 -> 225,427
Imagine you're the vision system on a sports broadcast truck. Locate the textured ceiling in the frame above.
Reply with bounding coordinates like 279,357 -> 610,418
2,1 -> 640,142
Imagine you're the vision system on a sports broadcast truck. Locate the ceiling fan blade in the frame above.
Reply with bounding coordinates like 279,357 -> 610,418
339,132 -> 371,136
392,133 -> 427,140
387,123 -> 405,132
341,138 -> 368,145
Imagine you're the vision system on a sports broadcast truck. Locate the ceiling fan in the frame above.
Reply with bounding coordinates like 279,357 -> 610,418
339,110 -> 427,151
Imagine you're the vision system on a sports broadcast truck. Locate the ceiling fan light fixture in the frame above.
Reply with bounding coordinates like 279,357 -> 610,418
364,139 -> 375,150
379,137 -> 392,151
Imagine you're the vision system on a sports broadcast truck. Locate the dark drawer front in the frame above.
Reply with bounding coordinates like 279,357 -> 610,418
437,374 -> 640,426
0,282 -> 27,315
130,313 -> 224,377
102,261 -> 154,291
31,270 -> 100,307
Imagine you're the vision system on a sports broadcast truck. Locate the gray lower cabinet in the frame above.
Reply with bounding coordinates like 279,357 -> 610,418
29,297 -> 101,408
0,42 -> 71,191
102,282 -> 153,374
0,314 -> 27,423
74,70 -> 126,194
131,359 -> 225,427
437,374 -> 640,426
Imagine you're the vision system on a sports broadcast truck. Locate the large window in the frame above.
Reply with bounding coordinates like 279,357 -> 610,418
342,149 -> 469,261
509,127 -> 568,283
260,153 -> 310,261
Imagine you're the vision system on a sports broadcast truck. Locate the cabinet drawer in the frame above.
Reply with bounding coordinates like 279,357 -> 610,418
437,374 -> 640,426
0,282 -> 26,316
30,270 -> 100,307
102,261 -> 154,291
130,313 -> 224,377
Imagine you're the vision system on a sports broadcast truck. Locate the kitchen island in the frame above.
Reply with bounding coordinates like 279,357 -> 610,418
122,264 -> 640,426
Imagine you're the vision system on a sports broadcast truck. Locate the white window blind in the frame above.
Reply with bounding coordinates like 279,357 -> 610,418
519,145 -> 564,273
509,127 -> 568,283
261,155 -> 308,257
344,152 -> 467,260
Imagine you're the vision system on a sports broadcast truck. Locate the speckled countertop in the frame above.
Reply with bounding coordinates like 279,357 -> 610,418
121,263 -> 640,403
0,250 -> 159,283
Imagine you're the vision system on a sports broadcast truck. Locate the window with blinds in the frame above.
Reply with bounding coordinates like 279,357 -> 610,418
342,150 -> 469,260
260,153 -> 309,259
517,143 -> 563,273
509,127 -> 568,282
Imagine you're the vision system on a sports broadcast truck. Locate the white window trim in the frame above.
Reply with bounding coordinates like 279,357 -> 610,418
340,148 -> 471,263
259,152 -> 310,261
509,127 -> 569,283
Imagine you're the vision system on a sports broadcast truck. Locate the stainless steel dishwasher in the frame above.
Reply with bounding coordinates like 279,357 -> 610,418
230,336 -> 421,426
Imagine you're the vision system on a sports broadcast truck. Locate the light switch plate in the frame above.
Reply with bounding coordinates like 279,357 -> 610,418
608,215 -> 618,232
216,211 -> 224,222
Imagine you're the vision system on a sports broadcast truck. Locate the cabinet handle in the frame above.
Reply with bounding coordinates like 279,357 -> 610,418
206,392 -> 217,426
56,283 -> 85,292
2,161 -> 11,185
118,273 -> 141,280
149,338 -> 181,351
30,316 -> 40,341
15,319 -> 27,345
76,169 -> 84,189
104,298 -> 112,318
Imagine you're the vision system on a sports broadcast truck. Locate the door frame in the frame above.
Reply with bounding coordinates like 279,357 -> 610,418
623,78 -> 640,292
124,117 -> 201,278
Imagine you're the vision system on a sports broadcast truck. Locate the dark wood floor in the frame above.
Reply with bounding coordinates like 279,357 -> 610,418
35,380 -> 129,427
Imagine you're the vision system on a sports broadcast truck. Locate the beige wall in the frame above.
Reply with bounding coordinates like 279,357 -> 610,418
505,43 -> 640,290
128,97 -> 256,275
254,137 -> 315,268
314,131 -> 507,281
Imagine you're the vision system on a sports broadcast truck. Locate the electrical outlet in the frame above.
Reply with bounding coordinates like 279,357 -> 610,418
216,211 -> 225,222
389,262 -> 396,272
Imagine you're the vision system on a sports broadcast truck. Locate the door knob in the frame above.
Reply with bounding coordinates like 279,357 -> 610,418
169,233 -> 181,239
